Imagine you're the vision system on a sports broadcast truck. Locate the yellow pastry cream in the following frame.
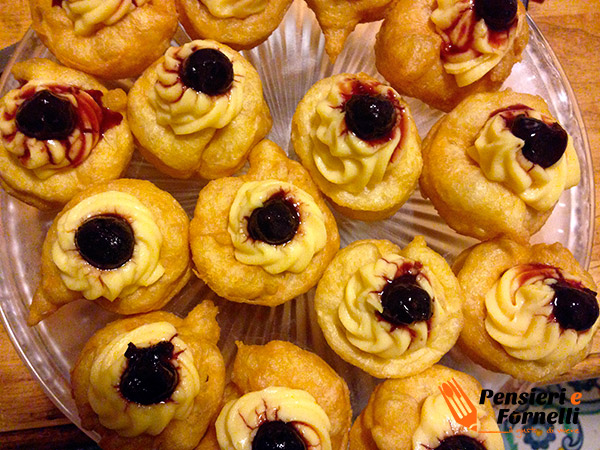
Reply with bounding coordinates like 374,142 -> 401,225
485,264 -> 599,364
150,40 -> 246,135
88,321 -> 201,437
200,0 -> 268,19
228,180 -> 327,275
338,253 -> 444,359
0,81 -> 121,179
311,76 -> 406,194
216,386 -> 332,450
412,392 -> 503,450
52,191 -> 165,300
431,0 -> 523,87
468,105 -> 580,212
61,0 -> 149,36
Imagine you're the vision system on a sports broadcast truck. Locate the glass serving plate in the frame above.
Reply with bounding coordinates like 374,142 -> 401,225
0,0 -> 594,443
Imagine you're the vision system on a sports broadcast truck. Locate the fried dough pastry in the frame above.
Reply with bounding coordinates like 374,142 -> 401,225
190,140 -> 339,306
305,0 -> 394,62
71,301 -> 225,450
454,238 -> 599,383
349,365 -> 503,450
0,59 -> 133,210
177,0 -> 293,50
375,0 -> 529,112
128,39 -> 272,179
29,0 -> 178,80
420,90 -> 580,242
29,178 -> 191,325
196,340 -> 352,450
292,73 -> 422,221
314,237 -> 463,378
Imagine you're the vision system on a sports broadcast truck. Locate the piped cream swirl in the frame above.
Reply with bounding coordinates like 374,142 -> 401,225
52,191 -> 164,300
228,180 -> 327,274
62,0 -> 148,36
215,387 -> 332,450
468,107 -> 580,212
0,81 -> 105,179
151,40 -> 245,135
311,77 -> 403,194
200,0 -> 267,19
485,264 -> 597,363
338,253 -> 442,359
88,322 -> 201,437
431,0 -> 521,86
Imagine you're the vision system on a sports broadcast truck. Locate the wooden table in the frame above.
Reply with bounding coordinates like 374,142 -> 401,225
1,0 -> 599,448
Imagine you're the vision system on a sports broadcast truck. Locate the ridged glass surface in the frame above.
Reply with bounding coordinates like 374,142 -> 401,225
0,0 -> 593,442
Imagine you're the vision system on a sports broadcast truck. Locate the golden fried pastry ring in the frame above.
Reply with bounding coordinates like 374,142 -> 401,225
0,59 -> 133,210
196,340 -> 352,450
454,238 -> 599,383
29,178 -> 191,325
375,0 -> 529,112
190,140 -> 339,306
315,237 -> 463,378
29,0 -> 178,80
420,90 -> 579,242
177,0 -> 293,50
349,365 -> 503,450
71,301 -> 225,450
292,72 -> 422,221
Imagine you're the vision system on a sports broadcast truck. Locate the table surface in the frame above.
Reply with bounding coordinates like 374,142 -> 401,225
1,0 -> 599,448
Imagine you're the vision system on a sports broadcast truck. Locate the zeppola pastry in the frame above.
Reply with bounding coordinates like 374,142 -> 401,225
0,58 -> 133,209
29,178 -> 191,325
29,0 -> 178,79
196,340 -> 352,450
454,238 -> 599,383
128,39 -> 272,179
177,0 -> 293,50
349,365 -> 503,450
292,72 -> 422,221
305,0 -> 395,61
71,301 -> 225,450
375,0 -> 529,111
190,140 -> 339,306
420,90 -> 580,242
314,237 -> 463,378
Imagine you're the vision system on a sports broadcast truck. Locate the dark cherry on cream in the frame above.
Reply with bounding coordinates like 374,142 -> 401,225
474,0 -> 518,32
180,48 -> 234,96
379,273 -> 433,326
510,115 -> 568,168
119,341 -> 179,405
435,435 -> 487,450
15,90 -> 76,141
552,282 -> 599,332
247,192 -> 300,245
252,421 -> 307,450
75,214 -> 135,270
344,94 -> 397,141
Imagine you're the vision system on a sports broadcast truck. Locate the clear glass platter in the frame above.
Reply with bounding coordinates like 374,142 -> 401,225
0,0 -> 594,443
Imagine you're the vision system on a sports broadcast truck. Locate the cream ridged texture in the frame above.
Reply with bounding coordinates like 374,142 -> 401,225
412,393 -> 503,450
311,77 -> 402,194
215,387 -> 332,450
484,264 -> 597,363
62,0 -> 148,36
431,0 -> 520,87
88,322 -> 201,437
0,81 -> 103,179
151,40 -> 245,135
338,253 -> 442,359
200,0 -> 267,19
228,180 -> 327,274
52,191 -> 165,300
469,108 -> 580,212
